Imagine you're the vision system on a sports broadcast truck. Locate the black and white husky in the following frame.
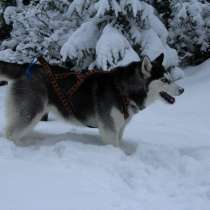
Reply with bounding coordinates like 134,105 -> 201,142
0,53 -> 184,146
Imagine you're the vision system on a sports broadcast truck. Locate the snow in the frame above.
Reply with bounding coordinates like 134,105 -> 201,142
0,60 -> 210,210
170,66 -> 185,81
149,12 -> 168,43
16,0 -> 23,8
66,0 -> 87,17
141,29 -> 179,67
169,0 -> 210,64
95,0 -> 113,17
96,24 -> 139,70
60,21 -> 100,62
58,0 -> 181,69
120,0 -> 142,17
0,49 -> 18,62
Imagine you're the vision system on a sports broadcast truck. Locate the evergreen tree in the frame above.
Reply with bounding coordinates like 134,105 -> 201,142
61,0 -> 178,70
149,0 -> 172,29
0,0 -> 75,63
169,0 -> 210,65
1,0 -> 209,67
0,1 -> 14,41
0,0 -> 179,69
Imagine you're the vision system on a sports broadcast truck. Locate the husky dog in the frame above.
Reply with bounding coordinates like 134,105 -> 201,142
0,53 -> 184,146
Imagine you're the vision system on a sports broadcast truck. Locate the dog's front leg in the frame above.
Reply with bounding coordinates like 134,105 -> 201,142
98,108 -> 126,147
98,125 -> 121,147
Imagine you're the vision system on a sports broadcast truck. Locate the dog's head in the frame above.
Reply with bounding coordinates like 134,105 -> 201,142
141,53 -> 184,105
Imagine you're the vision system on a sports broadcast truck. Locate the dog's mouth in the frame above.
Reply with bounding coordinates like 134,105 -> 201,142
159,91 -> 175,104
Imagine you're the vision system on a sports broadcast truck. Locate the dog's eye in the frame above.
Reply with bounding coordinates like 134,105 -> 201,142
161,78 -> 170,83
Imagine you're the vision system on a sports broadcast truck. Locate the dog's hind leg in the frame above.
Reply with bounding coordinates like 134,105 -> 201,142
97,110 -> 124,147
97,106 -> 126,147
5,111 -> 45,143
4,90 -> 47,143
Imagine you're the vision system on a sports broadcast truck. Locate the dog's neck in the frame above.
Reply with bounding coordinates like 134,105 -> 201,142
111,63 -> 148,111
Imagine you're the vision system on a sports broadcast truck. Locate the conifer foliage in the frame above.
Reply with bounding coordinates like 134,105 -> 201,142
169,0 -> 210,65
0,0 -> 178,69
0,0 -> 209,67
61,0 -> 178,70
0,0 -> 74,63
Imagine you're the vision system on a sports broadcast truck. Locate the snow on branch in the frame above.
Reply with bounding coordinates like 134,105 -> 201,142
169,0 -> 210,64
3,6 -> 16,25
147,10 -> 168,43
120,0 -> 142,17
16,0 -> 23,8
0,0 -> 184,68
60,21 -> 100,62
66,0 -> 89,17
95,0 -> 111,17
96,24 -> 139,70
95,0 -> 122,17
94,0 -> 143,18
141,29 -> 178,67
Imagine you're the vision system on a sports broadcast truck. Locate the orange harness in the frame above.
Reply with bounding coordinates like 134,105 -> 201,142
38,56 -> 129,119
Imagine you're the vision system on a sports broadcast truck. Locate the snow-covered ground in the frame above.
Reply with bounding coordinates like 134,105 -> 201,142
0,60 -> 210,210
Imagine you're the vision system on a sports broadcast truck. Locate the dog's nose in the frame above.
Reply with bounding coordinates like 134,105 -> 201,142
178,88 -> 184,95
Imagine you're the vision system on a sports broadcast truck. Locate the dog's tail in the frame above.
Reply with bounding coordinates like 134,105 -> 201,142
0,60 -> 26,81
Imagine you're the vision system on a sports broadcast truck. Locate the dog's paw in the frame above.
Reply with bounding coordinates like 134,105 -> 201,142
121,141 -> 138,155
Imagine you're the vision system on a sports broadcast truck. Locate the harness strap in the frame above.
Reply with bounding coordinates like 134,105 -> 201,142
38,56 -> 130,119
54,72 -> 74,80
37,56 -> 73,115
67,70 -> 97,98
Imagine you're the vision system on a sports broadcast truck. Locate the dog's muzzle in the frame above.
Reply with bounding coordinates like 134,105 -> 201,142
159,86 -> 184,104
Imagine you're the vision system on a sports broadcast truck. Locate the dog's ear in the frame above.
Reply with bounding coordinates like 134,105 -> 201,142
153,53 -> 164,65
141,56 -> 152,79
